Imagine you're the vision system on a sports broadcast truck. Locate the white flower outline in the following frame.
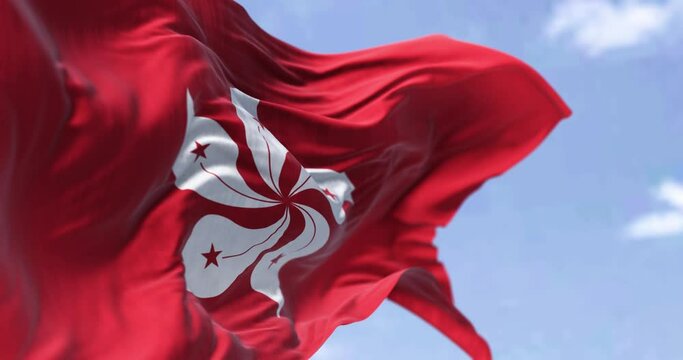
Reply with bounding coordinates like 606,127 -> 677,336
172,88 -> 354,315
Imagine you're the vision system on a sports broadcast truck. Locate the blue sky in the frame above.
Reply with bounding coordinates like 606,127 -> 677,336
237,1 -> 683,359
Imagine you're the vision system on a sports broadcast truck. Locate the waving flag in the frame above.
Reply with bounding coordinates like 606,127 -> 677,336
0,1 -> 570,359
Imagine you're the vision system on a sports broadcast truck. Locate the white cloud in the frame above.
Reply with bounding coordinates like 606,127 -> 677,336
546,0 -> 682,56
625,179 -> 683,239
656,179 -> 683,209
626,210 -> 683,238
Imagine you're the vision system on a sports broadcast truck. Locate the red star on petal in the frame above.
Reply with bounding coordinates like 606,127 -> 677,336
322,188 -> 337,200
269,253 -> 285,268
202,243 -> 222,268
191,141 -> 210,162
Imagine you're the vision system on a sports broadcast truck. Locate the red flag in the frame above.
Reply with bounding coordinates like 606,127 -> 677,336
0,1 -> 570,359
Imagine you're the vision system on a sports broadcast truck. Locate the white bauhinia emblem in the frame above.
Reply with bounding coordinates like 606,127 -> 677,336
172,88 -> 354,315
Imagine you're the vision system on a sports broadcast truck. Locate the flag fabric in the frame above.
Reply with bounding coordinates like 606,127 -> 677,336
0,1 -> 570,359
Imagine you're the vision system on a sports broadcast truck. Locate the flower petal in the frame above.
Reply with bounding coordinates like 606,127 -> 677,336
251,204 -> 330,315
183,210 -> 290,298
231,87 -> 288,198
173,92 -> 276,208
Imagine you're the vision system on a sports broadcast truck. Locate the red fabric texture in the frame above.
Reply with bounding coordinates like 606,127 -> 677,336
0,1 -> 570,359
